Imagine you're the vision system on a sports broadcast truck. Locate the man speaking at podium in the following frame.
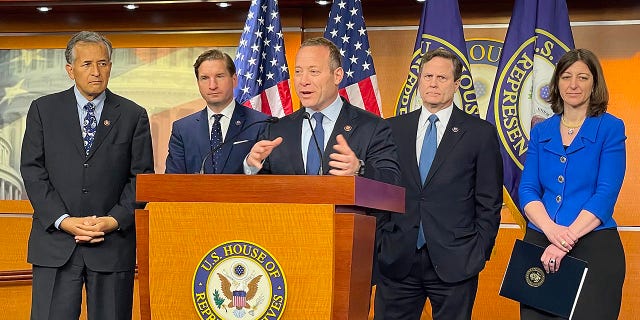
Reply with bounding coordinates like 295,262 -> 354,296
166,49 -> 268,174
244,37 -> 399,185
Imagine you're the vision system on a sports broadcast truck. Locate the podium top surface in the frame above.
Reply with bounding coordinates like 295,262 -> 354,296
136,174 -> 404,213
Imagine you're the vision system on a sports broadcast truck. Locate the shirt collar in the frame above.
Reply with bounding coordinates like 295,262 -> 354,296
419,103 -> 454,127
207,100 -> 235,120
305,96 -> 342,122
74,86 -> 105,108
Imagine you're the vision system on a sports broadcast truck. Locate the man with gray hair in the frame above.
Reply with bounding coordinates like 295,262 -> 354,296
21,30 -> 154,319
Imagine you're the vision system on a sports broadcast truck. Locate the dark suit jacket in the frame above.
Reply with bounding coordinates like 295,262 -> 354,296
21,87 -> 154,272
379,106 -> 503,283
165,103 -> 268,174
258,98 -> 400,185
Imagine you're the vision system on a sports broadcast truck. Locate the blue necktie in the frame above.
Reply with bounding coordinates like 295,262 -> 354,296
417,114 -> 438,249
306,112 -> 324,175
82,102 -> 97,156
209,114 -> 224,173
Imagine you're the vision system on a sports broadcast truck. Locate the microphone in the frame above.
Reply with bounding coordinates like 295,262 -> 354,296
303,111 -> 324,175
199,116 -> 279,174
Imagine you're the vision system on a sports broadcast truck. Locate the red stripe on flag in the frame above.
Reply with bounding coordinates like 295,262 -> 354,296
338,88 -> 350,103
358,77 -> 380,116
259,92 -> 272,116
277,80 -> 293,115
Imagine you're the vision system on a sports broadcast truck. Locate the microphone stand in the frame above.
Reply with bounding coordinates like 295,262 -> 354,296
199,116 -> 279,174
303,111 -> 324,175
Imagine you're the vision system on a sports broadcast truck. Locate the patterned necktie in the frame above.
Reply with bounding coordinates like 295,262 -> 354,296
417,114 -> 438,249
209,114 -> 224,173
82,102 -> 97,156
306,112 -> 325,175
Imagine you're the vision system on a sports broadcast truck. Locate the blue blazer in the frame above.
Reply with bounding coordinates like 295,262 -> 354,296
519,113 -> 626,231
165,103 -> 268,174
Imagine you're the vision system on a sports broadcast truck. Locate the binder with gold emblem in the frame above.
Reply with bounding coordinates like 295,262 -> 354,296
500,239 -> 588,319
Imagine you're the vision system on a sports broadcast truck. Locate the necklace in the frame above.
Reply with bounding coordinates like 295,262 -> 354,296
561,116 -> 585,135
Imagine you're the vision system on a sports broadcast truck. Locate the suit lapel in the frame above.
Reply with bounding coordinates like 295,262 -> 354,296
324,101 -> 358,175
86,90 -> 121,160
424,107 -> 466,186
540,115 -> 565,156
403,110 -> 422,188
289,110 -> 306,174
194,108 -> 213,173
566,116 -> 599,154
219,103 -> 246,173
61,88 -> 87,157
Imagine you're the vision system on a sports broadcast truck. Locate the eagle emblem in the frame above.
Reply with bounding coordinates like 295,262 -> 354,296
218,273 -> 262,311
193,241 -> 287,320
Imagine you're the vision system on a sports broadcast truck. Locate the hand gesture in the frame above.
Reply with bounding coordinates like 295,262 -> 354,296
246,137 -> 283,170
329,134 -> 360,176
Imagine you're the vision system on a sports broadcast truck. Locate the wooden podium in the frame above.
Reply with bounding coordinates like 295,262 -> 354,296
136,174 -> 404,320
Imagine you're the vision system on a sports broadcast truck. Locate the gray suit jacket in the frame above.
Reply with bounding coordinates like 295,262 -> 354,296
21,87 -> 154,272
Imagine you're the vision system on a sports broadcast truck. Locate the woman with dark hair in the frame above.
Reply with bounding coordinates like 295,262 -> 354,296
519,48 -> 626,319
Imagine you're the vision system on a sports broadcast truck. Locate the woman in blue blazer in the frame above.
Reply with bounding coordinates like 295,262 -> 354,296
519,49 -> 626,319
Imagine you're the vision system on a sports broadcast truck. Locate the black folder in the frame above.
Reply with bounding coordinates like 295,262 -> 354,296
499,239 -> 588,319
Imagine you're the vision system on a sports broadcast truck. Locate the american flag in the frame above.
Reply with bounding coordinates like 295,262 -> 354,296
234,0 -> 293,117
324,0 -> 383,116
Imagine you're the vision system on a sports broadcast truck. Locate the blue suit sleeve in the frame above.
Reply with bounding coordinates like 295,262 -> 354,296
166,121 -> 187,174
582,118 -> 626,222
519,125 -> 543,210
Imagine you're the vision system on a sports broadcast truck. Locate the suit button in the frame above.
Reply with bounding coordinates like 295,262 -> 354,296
82,189 -> 88,194
560,156 -> 567,163
556,195 -> 562,203
557,175 -> 564,183
83,163 -> 89,168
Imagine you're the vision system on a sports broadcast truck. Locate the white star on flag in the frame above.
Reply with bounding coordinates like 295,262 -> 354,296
234,0 -> 292,116
324,0 -> 382,116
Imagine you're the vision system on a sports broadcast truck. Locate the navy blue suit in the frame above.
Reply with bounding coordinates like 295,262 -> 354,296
166,103 -> 268,174
380,107 -> 503,283
375,106 -> 503,319
258,99 -> 400,185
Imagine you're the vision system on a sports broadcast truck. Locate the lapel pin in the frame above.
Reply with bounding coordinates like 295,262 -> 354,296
103,120 -> 110,126
344,125 -> 352,132
452,127 -> 459,133
235,120 -> 242,126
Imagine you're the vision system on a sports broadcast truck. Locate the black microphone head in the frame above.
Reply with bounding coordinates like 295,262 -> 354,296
266,116 -> 279,123
302,111 -> 311,120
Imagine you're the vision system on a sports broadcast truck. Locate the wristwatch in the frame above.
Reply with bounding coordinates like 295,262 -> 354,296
356,159 -> 365,176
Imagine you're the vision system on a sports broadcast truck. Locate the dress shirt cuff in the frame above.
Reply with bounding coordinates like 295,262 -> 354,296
243,155 -> 262,175
54,213 -> 70,230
